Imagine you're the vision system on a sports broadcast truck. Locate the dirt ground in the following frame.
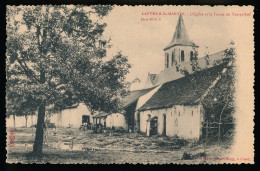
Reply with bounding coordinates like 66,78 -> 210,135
6,127 -> 232,164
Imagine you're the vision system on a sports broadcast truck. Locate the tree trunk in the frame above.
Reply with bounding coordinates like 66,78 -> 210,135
33,70 -> 46,155
218,100 -> 228,146
12,113 -> 16,129
32,101 -> 46,155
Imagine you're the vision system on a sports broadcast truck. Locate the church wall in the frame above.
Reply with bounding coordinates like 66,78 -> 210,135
164,46 -> 198,69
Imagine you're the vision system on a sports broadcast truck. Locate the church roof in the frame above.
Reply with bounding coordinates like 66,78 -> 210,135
138,63 -> 228,111
164,15 -> 198,50
146,50 -> 225,87
122,86 -> 157,108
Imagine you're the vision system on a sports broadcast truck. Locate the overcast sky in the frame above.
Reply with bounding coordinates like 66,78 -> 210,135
102,6 -> 253,90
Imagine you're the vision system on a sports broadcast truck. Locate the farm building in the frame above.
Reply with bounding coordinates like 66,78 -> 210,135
49,103 -> 93,128
92,112 -> 127,130
91,86 -> 161,131
137,63 -> 230,139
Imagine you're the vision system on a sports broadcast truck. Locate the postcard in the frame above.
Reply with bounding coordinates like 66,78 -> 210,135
6,5 -> 254,164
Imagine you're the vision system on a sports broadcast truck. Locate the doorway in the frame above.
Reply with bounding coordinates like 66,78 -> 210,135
150,116 -> 158,136
82,115 -> 90,124
163,114 -> 166,136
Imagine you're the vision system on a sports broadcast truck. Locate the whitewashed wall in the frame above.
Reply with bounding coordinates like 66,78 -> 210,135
49,103 -> 92,128
6,115 -> 37,128
139,104 -> 204,139
106,113 -> 127,129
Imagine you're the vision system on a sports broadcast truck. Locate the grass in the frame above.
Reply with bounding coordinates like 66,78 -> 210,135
6,127 -> 233,164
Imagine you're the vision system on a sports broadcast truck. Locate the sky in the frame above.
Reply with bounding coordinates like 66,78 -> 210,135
103,6 -> 255,160
103,6 -> 253,90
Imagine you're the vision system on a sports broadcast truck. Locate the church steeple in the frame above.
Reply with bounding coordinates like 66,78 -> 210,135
163,15 -> 199,70
164,15 -> 197,50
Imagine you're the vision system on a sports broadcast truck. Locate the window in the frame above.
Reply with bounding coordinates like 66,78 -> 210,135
191,111 -> 193,116
171,50 -> 175,66
165,53 -> 170,68
179,50 -> 181,62
181,50 -> 185,62
178,111 -> 180,116
166,53 -> 169,68
190,51 -> 194,61
175,119 -> 178,126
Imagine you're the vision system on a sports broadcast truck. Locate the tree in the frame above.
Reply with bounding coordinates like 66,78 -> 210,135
201,41 -> 236,144
6,5 -> 131,156
179,41 -> 236,145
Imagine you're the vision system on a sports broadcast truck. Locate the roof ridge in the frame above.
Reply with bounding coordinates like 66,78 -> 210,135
195,61 -> 232,103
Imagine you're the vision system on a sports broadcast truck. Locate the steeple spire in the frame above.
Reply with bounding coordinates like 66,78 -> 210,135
164,15 -> 197,50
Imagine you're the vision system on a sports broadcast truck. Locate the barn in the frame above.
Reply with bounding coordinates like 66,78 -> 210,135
49,103 -> 93,128
137,63 -> 230,139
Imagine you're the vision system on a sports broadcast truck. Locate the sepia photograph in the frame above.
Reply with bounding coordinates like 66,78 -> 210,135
5,5 -> 254,164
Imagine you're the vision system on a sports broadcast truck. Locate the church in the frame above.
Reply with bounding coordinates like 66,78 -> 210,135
122,14 -> 230,139
85,15 -> 230,139
144,15 -> 225,88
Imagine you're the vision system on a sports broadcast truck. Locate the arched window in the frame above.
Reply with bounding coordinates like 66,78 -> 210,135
190,51 -> 194,61
181,50 -> 185,62
165,53 -> 169,68
171,50 -> 175,66
175,119 -> 178,126
166,54 -> 169,68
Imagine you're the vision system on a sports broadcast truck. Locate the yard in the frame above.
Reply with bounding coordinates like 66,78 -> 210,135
6,127 -> 232,164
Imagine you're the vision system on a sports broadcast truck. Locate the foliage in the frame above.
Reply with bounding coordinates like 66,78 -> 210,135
6,5 -> 131,114
6,5 -> 131,154
178,41 -> 236,143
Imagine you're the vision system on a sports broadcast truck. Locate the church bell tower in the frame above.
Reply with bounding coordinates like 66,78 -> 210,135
164,15 -> 199,70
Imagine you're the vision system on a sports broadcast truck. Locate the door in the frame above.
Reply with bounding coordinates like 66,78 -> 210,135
163,114 -> 166,136
150,116 -> 158,135
82,115 -> 90,124
137,112 -> 140,131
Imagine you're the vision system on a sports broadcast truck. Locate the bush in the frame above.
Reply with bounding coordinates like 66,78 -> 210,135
182,151 -> 192,160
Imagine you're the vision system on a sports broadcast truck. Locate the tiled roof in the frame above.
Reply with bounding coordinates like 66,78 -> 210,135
138,63 -> 228,111
122,86 -> 157,108
152,51 -> 225,86
93,111 -> 110,118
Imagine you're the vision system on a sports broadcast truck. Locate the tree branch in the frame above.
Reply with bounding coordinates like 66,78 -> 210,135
15,54 -> 40,83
